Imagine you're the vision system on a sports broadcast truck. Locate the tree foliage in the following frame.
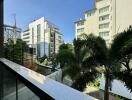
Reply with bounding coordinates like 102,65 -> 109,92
57,39 -> 99,90
57,26 -> 132,100
111,26 -> 132,92
4,39 -> 29,65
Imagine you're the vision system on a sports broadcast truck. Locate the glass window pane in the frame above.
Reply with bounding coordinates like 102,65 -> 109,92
17,80 -> 40,100
99,6 -> 109,14
2,66 -> 16,100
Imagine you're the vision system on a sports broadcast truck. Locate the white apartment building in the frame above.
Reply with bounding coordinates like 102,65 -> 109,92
75,0 -> 132,45
4,24 -> 21,43
22,17 -> 63,58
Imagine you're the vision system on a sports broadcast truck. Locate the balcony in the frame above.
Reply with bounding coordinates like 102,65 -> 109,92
0,58 -> 97,100
50,39 -> 54,43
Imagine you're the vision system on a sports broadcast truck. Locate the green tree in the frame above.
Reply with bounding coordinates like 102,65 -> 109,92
56,40 -> 99,89
38,54 -> 48,63
110,26 -> 132,92
80,34 -> 112,100
57,26 -> 132,100
57,43 -> 74,68
75,27 -> 132,100
59,43 -> 73,52
4,39 -> 28,65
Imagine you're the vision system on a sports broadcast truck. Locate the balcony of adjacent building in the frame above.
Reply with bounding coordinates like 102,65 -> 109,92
50,38 -> 54,43
44,28 -> 50,33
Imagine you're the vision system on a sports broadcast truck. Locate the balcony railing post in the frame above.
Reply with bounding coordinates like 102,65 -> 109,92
0,0 -> 4,58
16,78 -> 18,100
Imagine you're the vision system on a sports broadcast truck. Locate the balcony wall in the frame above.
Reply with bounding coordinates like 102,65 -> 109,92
0,58 -> 97,100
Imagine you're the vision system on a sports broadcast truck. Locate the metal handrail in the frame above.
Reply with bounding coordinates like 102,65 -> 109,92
0,58 -> 97,100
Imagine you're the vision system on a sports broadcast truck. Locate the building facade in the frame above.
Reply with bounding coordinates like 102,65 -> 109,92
75,0 -> 132,45
4,24 -> 22,43
22,17 -> 63,58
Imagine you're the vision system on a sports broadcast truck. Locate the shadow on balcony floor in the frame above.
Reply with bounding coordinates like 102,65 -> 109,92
85,86 -> 117,100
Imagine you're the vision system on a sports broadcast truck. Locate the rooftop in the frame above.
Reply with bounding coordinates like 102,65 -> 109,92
4,24 -> 22,31
95,0 -> 103,2
84,8 -> 97,14
75,19 -> 85,23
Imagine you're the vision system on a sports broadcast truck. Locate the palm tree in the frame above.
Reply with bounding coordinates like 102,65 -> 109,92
57,35 -> 110,100
57,26 -> 132,100
56,40 -> 99,90
78,27 -> 132,100
110,26 -> 132,92
80,34 -> 111,100
110,26 -> 132,73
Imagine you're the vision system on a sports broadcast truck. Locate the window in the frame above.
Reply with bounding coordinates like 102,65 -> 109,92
58,40 -> 62,43
23,33 -> 30,36
37,44 -> 40,57
58,36 -> 61,39
37,24 -> 41,43
25,40 -> 30,43
23,36 -> 30,39
50,49 -> 53,53
99,15 -> 109,21
99,6 -> 109,14
37,24 -> 41,57
99,31 -> 109,37
77,28 -> 84,33
77,21 -> 84,26
32,28 -> 34,43
51,38 -> 54,42
86,11 -> 95,17
50,43 -> 54,47
99,23 -> 109,29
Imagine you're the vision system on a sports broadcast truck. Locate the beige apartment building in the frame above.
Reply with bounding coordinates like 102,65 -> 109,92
75,0 -> 132,45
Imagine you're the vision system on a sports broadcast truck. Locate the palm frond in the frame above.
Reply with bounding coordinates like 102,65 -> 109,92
56,49 -> 75,68
81,34 -> 108,65
115,71 -> 132,92
62,64 -> 81,81
110,26 -> 132,60
72,70 -> 99,91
